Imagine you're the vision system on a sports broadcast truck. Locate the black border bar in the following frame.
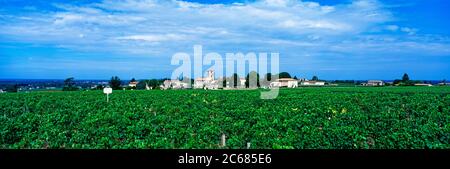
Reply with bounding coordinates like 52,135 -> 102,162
0,149 -> 448,168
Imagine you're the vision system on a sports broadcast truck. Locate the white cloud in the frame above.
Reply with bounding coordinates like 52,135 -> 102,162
278,19 -> 298,28
401,27 -> 418,35
386,25 -> 399,31
93,0 -> 158,11
0,0 -> 447,58
116,34 -> 187,42
263,0 -> 292,7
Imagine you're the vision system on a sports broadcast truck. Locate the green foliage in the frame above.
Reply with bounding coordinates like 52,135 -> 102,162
5,84 -> 19,93
109,76 -> 122,90
222,79 -> 227,88
400,73 -> 416,86
393,74 -> 424,86
230,73 -> 240,88
95,85 -> 104,90
245,71 -> 260,88
278,72 -> 291,79
332,80 -> 356,87
125,86 -> 136,90
312,76 -> 319,81
0,87 -> 449,149
265,73 -> 272,81
402,73 -> 410,82
62,77 -> 78,91
137,79 -> 162,90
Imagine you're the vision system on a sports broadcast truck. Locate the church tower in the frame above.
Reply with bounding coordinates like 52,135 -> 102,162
207,69 -> 215,81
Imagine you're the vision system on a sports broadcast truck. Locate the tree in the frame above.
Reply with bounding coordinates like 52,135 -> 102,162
109,76 -> 122,90
6,84 -> 19,93
439,79 -> 447,86
137,80 -> 148,90
293,76 -> 298,80
221,78 -> 228,88
312,75 -> 319,81
245,71 -> 260,88
231,73 -> 240,88
137,79 -> 163,90
62,77 -> 78,91
400,73 -> 415,86
278,72 -> 291,79
260,73 -> 273,87
95,85 -> 104,90
265,73 -> 272,81
402,73 -> 410,82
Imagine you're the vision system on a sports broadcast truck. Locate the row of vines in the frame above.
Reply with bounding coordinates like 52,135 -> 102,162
0,87 -> 449,148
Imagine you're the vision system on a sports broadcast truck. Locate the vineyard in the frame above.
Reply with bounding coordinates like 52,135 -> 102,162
0,87 -> 449,149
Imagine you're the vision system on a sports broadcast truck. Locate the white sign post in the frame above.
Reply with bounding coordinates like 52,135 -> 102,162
103,87 -> 112,102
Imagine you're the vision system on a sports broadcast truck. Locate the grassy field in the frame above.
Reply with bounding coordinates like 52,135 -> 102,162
0,86 -> 449,149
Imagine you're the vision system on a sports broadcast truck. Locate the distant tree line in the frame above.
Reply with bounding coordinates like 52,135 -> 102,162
225,71 -> 322,88
105,76 -> 166,90
53,72 -> 443,92
109,76 -> 122,90
62,77 -> 78,91
136,79 -> 166,90
392,73 -> 424,86
4,84 -> 19,92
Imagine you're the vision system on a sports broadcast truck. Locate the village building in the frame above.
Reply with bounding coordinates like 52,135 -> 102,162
222,77 -> 246,89
194,69 -> 220,89
128,81 -> 138,88
288,80 -> 299,88
362,80 -> 385,86
221,78 -> 246,89
240,78 -> 247,88
297,78 -> 307,82
162,80 -> 191,89
414,83 -> 433,87
270,78 -> 298,88
145,83 -> 152,90
300,80 -> 325,86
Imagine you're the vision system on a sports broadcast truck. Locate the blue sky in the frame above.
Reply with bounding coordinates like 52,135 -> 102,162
0,0 -> 449,80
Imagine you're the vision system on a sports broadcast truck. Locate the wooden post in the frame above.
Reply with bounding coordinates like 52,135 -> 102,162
221,134 -> 226,148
